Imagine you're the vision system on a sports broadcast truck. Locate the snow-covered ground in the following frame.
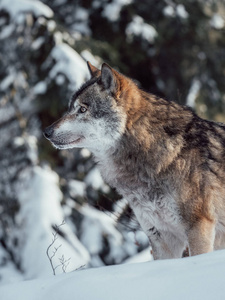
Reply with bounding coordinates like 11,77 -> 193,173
1,250 -> 225,300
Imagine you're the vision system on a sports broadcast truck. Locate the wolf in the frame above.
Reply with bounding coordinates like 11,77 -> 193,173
44,62 -> 225,260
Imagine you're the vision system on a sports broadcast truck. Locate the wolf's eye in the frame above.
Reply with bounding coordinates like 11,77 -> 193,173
79,106 -> 87,113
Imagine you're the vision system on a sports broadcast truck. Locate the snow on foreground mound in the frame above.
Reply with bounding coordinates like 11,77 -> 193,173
1,250 -> 225,300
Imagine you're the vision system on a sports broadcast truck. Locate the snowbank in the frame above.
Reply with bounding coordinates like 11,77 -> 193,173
1,250 -> 225,300
15,166 -> 90,279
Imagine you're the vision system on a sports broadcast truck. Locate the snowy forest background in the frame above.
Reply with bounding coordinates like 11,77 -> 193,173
0,0 -> 225,284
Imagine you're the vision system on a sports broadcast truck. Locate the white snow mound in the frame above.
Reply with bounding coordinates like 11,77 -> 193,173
1,250 -> 225,300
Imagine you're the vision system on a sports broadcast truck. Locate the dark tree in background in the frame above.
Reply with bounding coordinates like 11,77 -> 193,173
0,0 -> 224,282
45,0 -> 225,119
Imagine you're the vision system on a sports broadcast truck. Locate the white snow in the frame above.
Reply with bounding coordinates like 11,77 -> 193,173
55,74 -> 65,85
47,20 -> 56,32
33,81 -> 47,95
163,4 -> 189,19
186,78 -> 201,108
79,205 -> 123,261
46,43 -> 89,90
80,148 -> 91,158
0,71 -> 15,90
81,49 -> 101,69
64,200 -> 140,267
1,250 -> 225,300
126,16 -> 157,43
0,248 -> 23,285
31,37 -> 45,50
163,5 -> 175,17
124,247 -> 151,264
210,14 -> 225,29
71,7 -> 90,36
68,179 -> 86,198
102,0 -> 133,22
85,167 -> 110,193
0,24 -> 14,39
0,0 -> 53,20
176,4 -> 189,19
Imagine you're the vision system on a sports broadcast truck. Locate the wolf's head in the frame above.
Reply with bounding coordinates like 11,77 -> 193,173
43,62 -> 136,152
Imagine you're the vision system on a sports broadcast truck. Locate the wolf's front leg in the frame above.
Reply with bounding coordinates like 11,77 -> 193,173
187,218 -> 215,256
148,227 -> 186,260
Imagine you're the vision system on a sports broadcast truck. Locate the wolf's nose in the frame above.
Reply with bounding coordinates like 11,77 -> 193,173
43,126 -> 54,139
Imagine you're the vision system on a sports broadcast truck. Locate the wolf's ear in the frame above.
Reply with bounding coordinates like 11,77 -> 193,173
87,61 -> 101,78
100,63 -> 118,94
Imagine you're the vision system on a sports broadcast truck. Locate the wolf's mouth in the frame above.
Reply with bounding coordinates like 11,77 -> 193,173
51,136 -> 84,147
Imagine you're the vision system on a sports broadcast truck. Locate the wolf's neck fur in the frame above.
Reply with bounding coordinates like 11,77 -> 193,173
93,92 -> 194,192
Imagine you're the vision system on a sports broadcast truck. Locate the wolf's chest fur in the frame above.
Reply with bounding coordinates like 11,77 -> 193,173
97,153 -> 183,237
128,190 -> 181,234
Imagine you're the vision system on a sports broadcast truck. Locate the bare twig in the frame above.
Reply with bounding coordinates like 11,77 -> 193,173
46,220 -> 71,275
